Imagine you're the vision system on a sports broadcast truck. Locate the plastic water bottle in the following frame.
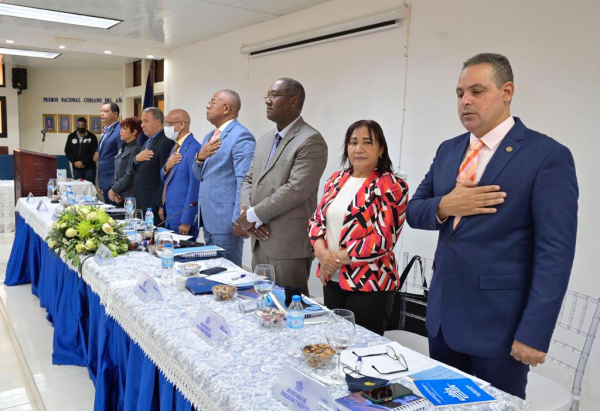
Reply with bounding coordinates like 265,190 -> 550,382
161,243 -> 174,269
286,295 -> 305,357
124,198 -> 134,219
145,208 -> 154,230
47,182 -> 54,198
67,185 -> 75,206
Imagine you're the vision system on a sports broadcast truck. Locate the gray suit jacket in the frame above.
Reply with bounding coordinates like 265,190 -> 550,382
111,140 -> 142,198
240,117 -> 328,259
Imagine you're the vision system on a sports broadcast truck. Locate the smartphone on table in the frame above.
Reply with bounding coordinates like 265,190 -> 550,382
361,383 -> 413,404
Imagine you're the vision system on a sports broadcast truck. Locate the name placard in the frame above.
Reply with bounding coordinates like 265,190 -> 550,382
273,363 -> 335,411
51,206 -> 63,222
26,192 -> 34,203
94,244 -> 116,266
36,200 -> 48,212
134,272 -> 163,303
191,304 -> 232,346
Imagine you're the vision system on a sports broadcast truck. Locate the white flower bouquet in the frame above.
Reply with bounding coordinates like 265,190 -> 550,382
45,205 -> 130,267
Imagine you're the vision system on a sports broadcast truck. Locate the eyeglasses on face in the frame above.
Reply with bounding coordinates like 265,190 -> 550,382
263,93 -> 294,102
164,121 -> 184,127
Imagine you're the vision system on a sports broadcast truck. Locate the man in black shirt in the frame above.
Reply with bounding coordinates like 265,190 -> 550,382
64,117 -> 98,184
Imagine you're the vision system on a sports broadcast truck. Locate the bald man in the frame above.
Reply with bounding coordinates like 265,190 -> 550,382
160,109 -> 201,237
192,89 -> 256,266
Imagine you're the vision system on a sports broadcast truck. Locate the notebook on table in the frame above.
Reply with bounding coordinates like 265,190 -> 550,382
173,245 -> 224,261
335,391 -> 429,411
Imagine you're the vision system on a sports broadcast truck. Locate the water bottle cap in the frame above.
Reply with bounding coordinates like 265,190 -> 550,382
292,295 -> 301,302
164,243 -> 172,248
147,208 -> 152,211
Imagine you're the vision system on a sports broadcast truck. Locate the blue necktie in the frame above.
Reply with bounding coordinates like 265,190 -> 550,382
265,133 -> 282,168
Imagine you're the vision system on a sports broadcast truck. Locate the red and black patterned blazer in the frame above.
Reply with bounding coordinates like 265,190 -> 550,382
308,169 -> 409,292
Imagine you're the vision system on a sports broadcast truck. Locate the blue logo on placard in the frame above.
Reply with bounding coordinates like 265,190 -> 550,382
295,380 -> 304,393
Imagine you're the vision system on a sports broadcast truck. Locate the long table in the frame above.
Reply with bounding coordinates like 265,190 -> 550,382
5,198 -> 527,410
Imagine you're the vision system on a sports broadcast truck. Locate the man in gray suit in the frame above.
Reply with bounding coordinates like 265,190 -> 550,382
239,78 -> 328,295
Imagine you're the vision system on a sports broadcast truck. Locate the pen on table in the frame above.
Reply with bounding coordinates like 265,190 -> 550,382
357,356 -> 363,372
231,274 -> 247,281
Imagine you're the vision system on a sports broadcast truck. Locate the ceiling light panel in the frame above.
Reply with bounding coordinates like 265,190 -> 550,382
0,3 -> 121,29
0,47 -> 60,59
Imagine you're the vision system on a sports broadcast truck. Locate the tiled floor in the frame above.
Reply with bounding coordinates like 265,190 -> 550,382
0,233 -> 95,410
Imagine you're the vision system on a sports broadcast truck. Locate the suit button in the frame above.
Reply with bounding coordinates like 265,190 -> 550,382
448,237 -> 455,244
200,178 -> 204,182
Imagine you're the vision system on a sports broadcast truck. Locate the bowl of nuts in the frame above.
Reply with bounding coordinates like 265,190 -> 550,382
302,343 -> 336,368
211,284 -> 237,301
255,307 -> 286,328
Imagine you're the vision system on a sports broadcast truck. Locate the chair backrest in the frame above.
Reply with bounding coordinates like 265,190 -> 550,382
398,252 -> 433,331
544,291 -> 600,411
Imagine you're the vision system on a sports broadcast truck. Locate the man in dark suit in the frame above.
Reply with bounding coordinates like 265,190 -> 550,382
94,102 -> 123,204
132,107 -> 175,217
406,53 -> 578,399
239,78 -> 328,294
64,117 -> 98,184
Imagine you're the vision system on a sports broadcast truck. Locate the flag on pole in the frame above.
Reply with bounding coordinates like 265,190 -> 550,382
138,59 -> 155,147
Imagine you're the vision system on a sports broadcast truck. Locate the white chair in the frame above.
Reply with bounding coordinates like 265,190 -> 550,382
526,291 -> 600,411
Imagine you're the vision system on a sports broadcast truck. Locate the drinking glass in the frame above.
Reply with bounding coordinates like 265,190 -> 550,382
48,178 -> 57,197
326,309 -> 356,384
253,264 -> 275,308
155,232 -> 173,257
131,209 -> 143,231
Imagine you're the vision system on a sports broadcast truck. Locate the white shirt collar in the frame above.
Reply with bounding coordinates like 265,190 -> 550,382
469,116 -> 515,150
277,116 -> 302,139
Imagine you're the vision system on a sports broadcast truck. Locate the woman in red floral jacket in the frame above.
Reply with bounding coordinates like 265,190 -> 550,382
308,120 -> 408,335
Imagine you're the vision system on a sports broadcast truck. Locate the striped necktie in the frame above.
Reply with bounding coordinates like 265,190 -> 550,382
265,133 -> 282,169
453,138 -> 485,229
162,143 -> 180,205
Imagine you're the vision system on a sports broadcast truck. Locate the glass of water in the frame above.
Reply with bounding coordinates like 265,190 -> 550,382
326,309 -> 356,384
253,264 -> 275,308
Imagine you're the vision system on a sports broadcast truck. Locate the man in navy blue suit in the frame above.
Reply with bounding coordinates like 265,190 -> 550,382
406,53 -> 578,399
94,102 -> 123,204
159,109 -> 201,237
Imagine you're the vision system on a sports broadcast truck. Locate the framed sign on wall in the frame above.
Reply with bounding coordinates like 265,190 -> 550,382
42,114 -> 56,133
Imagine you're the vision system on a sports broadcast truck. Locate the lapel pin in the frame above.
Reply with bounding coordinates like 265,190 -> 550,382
506,146 -> 513,153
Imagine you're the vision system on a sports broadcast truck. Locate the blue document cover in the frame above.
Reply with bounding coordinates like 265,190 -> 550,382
413,378 -> 495,407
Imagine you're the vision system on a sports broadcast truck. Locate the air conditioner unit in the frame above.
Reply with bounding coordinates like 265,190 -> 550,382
240,8 -> 406,57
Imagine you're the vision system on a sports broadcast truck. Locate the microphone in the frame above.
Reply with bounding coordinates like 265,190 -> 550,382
152,202 -> 198,244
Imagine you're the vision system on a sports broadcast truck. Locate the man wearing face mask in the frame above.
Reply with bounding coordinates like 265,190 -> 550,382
160,109 -> 201,236
64,117 -> 98,184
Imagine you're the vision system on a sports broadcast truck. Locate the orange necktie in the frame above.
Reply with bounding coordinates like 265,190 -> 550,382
453,139 -> 485,229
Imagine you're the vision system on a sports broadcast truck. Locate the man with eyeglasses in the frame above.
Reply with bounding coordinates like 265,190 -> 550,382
239,78 -> 328,295
192,90 -> 255,266
159,109 -> 201,236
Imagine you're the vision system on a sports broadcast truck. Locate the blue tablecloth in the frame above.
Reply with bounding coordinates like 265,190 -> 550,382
5,214 -> 193,411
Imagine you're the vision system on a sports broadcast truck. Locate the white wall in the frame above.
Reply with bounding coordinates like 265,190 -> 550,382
0,65 -> 21,153
18,68 -> 121,156
166,0 -> 407,294
165,0 -> 599,408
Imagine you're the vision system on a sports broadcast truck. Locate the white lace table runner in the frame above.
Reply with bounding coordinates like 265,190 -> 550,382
15,198 -> 529,410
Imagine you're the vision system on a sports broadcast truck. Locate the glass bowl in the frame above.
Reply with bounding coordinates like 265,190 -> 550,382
179,263 -> 199,277
255,308 -> 286,328
302,343 -> 336,368
211,284 -> 237,301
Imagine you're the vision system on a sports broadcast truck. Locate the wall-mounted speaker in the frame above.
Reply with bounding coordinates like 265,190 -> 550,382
12,68 -> 27,92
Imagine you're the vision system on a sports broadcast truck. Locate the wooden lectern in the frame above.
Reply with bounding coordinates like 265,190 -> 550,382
13,149 -> 57,203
